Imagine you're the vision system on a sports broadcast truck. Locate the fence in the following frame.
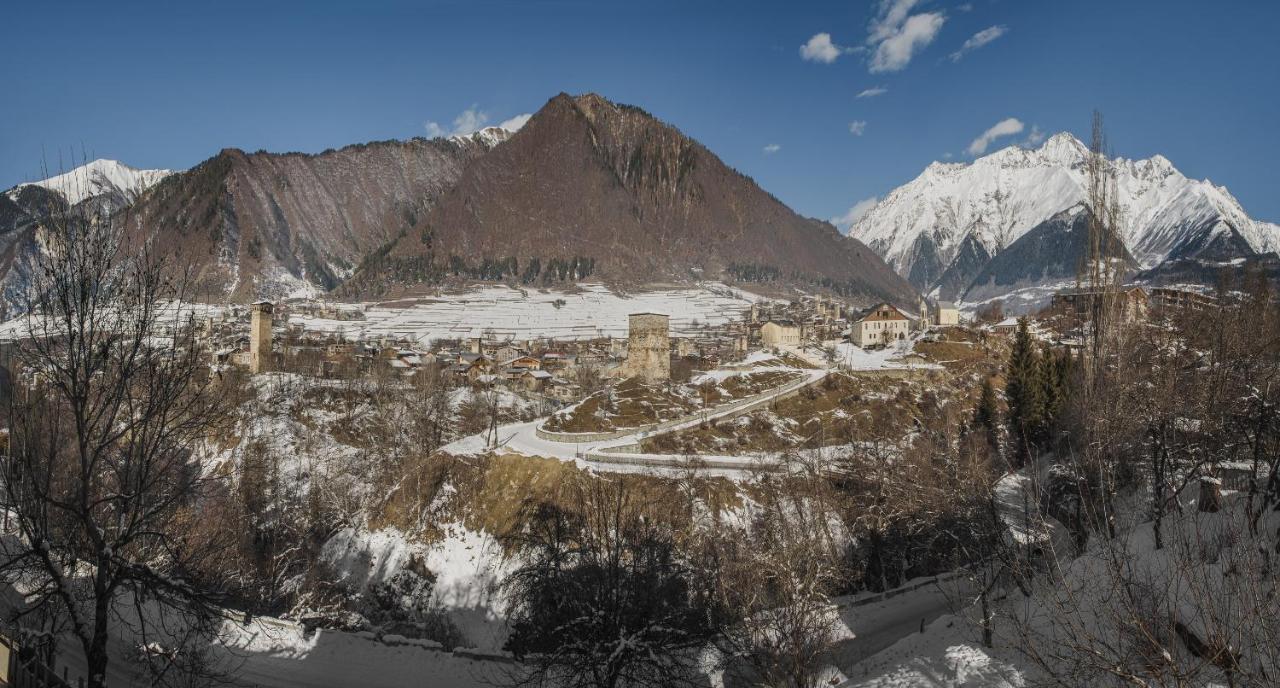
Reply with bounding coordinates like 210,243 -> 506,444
834,571 -> 966,610
0,634 -> 74,688
584,449 -> 777,471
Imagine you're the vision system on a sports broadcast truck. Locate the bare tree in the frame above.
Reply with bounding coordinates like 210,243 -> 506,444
1006,492 -> 1280,687
1003,225 -> 1280,686
706,465 -> 846,688
1080,110 -> 1127,369
501,476 -> 720,688
0,170 -> 232,688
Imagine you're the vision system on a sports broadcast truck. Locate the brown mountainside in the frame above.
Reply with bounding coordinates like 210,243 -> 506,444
15,93 -> 915,309
345,93 -> 917,306
126,132 -> 506,301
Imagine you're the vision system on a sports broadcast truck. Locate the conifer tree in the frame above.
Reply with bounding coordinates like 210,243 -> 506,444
1038,347 -> 1074,452
1034,346 -> 1057,447
1005,317 -> 1042,465
974,377 -> 1001,459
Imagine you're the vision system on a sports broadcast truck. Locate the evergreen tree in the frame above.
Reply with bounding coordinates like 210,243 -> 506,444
1005,317 -> 1042,465
1033,346 -> 1058,448
1034,342 -> 1064,450
1041,347 -> 1076,453
975,377 -> 1001,459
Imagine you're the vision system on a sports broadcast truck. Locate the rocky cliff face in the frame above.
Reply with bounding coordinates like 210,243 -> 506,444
963,205 -> 1136,304
349,93 -> 917,306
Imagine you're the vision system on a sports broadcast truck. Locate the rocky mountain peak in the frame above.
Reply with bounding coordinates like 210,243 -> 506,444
16,159 -> 173,207
348,92 -> 917,306
1036,132 -> 1088,164
850,132 -> 1280,309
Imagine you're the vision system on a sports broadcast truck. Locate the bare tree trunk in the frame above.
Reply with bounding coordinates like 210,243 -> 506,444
87,597 -> 110,688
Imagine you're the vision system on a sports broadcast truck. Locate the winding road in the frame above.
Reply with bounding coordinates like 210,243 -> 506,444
443,363 -> 832,476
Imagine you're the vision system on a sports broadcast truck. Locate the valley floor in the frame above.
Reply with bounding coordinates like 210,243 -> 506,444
288,282 -> 768,345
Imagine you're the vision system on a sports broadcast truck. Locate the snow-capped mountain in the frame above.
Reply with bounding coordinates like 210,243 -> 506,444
14,159 -> 173,207
0,160 -> 175,319
849,132 -> 1280,301
449,126 -> 515,149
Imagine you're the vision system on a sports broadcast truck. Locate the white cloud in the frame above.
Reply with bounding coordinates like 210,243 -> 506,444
949,24 -> 1008,62
832,196 -> 880,233
800,33 -> 844,63
424,105 -> 490,138
1023,125 -> 1045,147
856,86 -> 888,98
763,143 -> 782,154
849,120 -> 868,136
868,0 -> 921,44
497,113 -> 532,132
956,3 -> 973,12
869,11 -> 946,73
967,117 -> 1025,155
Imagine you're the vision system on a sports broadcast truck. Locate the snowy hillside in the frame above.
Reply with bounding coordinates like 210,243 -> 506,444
850,133 -> 1280,294
14,158 -> 173,206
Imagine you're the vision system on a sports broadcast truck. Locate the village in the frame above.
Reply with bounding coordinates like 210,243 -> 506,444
195,291 -> 953,416
0,261 -> 1270,688
6,3 -> 1280,685
199,282 -> 1213,413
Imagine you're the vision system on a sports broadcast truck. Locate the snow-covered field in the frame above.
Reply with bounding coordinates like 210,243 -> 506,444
288,282 -> 768,345
954,280 -> 1076,317
0,301 -> 228,341
832,340 -> 941,371
0,282 -> 765,345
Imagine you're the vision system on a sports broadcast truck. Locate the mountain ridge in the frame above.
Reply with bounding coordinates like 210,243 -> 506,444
11,159 -> 173,207
0,95 -> 917,311
849,132 -> 1280,305
343,92 -> 917,306
123,129 -> 513,301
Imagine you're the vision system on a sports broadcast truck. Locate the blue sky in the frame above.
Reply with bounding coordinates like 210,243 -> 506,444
3,0 -> 1278,225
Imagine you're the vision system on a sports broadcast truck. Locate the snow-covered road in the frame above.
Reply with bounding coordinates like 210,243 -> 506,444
45,579 -> 967,688
47,616 -> 512,688
444,366 -> 830,476
829,580 -> 970,681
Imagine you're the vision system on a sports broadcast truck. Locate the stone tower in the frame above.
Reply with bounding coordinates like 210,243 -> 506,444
625,312 -> 670,382
250,301 -> 273,374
